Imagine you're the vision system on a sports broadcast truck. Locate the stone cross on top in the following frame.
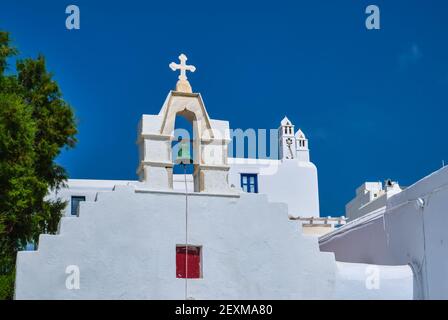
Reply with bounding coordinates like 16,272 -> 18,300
169,53 -> 196,93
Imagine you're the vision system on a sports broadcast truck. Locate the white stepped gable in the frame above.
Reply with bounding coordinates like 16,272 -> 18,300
15,185 -> 412,299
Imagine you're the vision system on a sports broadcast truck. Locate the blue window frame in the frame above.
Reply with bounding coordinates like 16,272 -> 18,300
24,242 -> 36,251
240,173 -> 258,193
71,196 -> 86,216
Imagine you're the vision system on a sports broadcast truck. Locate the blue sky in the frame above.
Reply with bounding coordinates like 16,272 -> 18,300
1,0 -> 447,216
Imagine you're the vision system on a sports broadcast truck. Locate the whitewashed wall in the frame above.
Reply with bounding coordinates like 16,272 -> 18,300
320,166 -> 448,299
228,158 -> 320,217
335,262 -> 413,300
16,185 -> 411,299
47,179 -> 136,217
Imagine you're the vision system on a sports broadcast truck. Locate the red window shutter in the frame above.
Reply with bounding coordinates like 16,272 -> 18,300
176,246 -> 201,278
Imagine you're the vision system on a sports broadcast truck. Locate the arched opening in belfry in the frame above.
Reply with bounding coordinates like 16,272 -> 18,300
171,110 -> 198,189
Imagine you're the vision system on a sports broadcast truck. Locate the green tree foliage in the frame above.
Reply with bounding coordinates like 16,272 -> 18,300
0,31 -> 77,299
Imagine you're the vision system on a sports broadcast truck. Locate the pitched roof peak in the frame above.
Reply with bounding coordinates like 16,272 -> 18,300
281,116 -> 292,126
295,129 -> 306,139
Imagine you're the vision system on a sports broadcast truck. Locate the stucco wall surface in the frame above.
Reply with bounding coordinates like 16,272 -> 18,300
16,185 -> 411,299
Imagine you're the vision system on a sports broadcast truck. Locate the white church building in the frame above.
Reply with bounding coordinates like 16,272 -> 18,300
14,54 -> 414,299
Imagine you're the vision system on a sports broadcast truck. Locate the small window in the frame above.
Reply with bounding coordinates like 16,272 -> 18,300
240,173 -> 258,193
71,196 -> 86,216
176,246 -> 201,278
24,242 -> 36,251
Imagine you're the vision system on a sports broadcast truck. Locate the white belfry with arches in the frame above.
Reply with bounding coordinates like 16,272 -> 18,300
295,129 -> 309,162
137,54 -> 233,194
279,116 -> 297,160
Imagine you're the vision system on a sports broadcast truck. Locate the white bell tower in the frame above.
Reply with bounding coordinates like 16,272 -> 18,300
278,116 -> 296,160
295,129 -> 310,162
136,53 -> 234,194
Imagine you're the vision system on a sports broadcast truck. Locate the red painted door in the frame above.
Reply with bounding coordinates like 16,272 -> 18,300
176,246 -> 201,278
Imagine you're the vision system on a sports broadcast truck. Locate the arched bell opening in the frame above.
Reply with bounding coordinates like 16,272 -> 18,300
171,109 -> 200,192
